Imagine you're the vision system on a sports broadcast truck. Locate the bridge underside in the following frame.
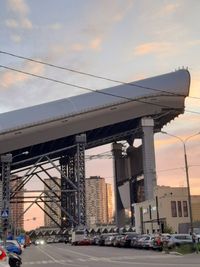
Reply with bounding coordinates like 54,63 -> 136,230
8,108 -> 181,229
9,108 -> 180,171
0,70 -> 190,230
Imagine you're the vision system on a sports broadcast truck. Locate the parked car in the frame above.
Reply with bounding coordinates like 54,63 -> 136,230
90,235 -> 100,245
130,235 -> 142,248
0,241 -> 22,256
98,234 -> 116,246
0,246 -> 22,267
142,235 -> 155,249
46,237 -> 54,244
72,238 -> 91,246
112,235 -> 124,247
119,233 -> 138,248
104,235 -> 116,246
135,235 -> 149,248
0,246 -> 9,267
4,242 -> 22,256
167,234 -> 192,248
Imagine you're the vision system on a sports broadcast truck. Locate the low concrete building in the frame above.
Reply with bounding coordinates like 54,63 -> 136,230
192,196 -> 200,222
133,186 -> 196,234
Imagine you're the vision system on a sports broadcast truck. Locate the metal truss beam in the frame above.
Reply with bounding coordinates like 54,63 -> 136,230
76,134 -> 86,227
35,202 -> 61,228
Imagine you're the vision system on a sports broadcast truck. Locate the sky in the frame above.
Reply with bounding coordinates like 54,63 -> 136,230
0,0 -> 199,231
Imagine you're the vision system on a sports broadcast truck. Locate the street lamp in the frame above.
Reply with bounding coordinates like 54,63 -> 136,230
12,151 -> 29,161
161,131 -> 200,235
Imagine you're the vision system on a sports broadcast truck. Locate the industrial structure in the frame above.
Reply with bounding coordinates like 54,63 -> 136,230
10,176 -> 24,231
0,69 -> 190,233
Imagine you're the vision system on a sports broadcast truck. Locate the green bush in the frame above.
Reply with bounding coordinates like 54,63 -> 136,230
172,243 -> 195,254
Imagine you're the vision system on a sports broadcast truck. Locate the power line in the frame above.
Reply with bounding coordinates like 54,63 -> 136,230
0,50 -> 199,100
0,64 -> 199,115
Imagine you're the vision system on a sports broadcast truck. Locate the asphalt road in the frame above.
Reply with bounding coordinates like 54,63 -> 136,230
21,243 -> 200,267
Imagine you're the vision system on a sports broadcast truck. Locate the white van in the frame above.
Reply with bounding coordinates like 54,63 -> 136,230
71,229 -> 86,245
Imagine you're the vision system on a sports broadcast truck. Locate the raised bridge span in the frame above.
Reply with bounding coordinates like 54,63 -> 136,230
0,69 -> 190,228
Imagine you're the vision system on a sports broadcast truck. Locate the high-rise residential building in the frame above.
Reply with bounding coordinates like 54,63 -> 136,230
44,177 -> 61,227
106,183 -> 113,224
85,176 -> 113,227
10,176 -> 24,231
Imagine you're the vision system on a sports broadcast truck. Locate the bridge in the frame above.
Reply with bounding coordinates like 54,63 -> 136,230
0,69 -> 190,230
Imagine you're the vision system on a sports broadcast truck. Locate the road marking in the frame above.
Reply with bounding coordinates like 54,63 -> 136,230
36,246 -> 88,267
95,258 -> 199,266
56,245 -> 98,260
24,258 -> 87,266
24,260 -> 54,265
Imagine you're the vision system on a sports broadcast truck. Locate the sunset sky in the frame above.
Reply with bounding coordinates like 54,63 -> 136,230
0,0 -> 199,230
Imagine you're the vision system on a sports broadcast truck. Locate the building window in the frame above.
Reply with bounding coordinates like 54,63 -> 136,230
177,201 -> 182,217
183,201 -> 188,217
171,201 -> 177,217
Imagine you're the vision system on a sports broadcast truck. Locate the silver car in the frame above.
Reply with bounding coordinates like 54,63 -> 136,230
167,234 -> 192,248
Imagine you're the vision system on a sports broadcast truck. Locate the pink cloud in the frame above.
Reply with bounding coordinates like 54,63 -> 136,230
1,61 -> 45,88
133,42 -> 173,56
89,37 -> 102,51
161,3 -> 180,14
6,0 -> 32,30
7,0 -> 29,16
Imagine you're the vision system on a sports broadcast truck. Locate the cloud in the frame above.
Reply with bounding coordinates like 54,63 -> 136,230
20,18 -> 32,29
7,0 -> 29,16
82,0 -> 134,49
49,23 -> 62,30
5,19 -> 18,28
188,40 -> 200,46
6,0 -> 32,30
10,34 -> 21,43
187,74 -> 200,100
71,43 -> 85,52
133,42 -> 173,56
0,61 -> 45,89
5,17 -> 32,29
112,0 -> 133,22
89,37 -> 102,51
161,3 -> 180,15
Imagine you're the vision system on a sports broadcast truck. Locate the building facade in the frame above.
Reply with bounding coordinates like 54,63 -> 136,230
191,196 -> 200,222
85,176 -> 113,227
44,177 -> 61,227
133,186 -> 193,234
106,183 -> 113,224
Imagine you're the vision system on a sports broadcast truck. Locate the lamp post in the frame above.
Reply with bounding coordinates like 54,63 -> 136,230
161,131 -> 200,235
12,151 -> 29,161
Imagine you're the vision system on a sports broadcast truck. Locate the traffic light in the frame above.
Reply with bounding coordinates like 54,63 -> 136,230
2,218 -> 9,232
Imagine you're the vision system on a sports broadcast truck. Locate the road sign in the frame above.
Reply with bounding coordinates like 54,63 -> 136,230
1,209 -> 9,218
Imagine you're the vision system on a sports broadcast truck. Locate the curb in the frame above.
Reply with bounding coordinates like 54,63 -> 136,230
169,251 -> 183,256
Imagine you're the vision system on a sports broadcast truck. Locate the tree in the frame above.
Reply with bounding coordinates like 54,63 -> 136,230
163,224 -> 174,234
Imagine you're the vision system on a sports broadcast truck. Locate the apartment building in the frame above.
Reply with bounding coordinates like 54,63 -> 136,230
44,177 -> 61,227
106,183 -> 113,224
86,176 -> 113,227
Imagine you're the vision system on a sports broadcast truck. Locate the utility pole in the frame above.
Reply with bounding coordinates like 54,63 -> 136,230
161,131 -> 200,235
1,153 -> 12,246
